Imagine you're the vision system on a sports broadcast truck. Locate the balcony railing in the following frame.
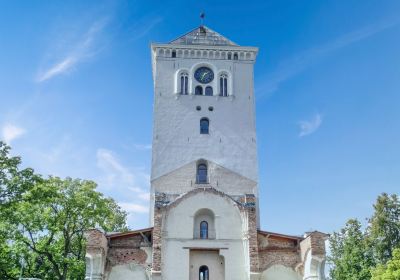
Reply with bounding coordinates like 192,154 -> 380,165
193,229 -> 216,240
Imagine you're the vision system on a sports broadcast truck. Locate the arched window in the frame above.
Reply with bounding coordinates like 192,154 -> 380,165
205,86 -> 213,96
197,163 -> 208,183
199,265 -> 209,280
233,53 -> 238,60
195,86 -> 203,95
200,118 -> 209,134
172,50 -> 176,58
227,53 -> 232,60
219,74 -> 228,97
200,221 -> 208,239
180,73 -> 188,95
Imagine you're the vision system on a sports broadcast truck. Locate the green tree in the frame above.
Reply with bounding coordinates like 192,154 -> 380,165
0,141 -> 42,278
0,142 -> 128,279
367,193 -> 400,265
329,219 -> 374,280
371,248 -> 400,280
8,177 -> 128,280
0,141 -> 41,205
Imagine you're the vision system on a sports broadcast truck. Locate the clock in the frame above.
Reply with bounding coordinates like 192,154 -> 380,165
194,67 -> 214,84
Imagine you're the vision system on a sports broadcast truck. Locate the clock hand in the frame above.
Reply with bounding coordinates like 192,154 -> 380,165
201,72 -> 208,80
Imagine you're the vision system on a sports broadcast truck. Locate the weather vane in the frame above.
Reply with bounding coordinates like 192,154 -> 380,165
200,11 -> 205,26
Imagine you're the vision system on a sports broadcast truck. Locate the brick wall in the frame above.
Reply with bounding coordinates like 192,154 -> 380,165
152,205 -> 163,272
258,233 -> 301,271
246,195 -> 259,273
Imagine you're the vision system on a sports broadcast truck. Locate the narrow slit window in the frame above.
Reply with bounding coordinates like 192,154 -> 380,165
195,86 -> 203,95
200,118 -> 209,134
219,74 -> 228,97
205,86 -> 213,96
180,73 -> 188,95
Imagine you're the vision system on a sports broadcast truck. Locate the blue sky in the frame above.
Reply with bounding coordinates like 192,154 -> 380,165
0,0 -> 399,235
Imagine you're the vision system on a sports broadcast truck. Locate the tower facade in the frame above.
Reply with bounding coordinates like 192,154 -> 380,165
150,26 -> 259,225
84,25 -> 328,280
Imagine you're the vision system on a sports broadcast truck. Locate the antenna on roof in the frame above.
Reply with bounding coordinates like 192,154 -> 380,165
200,11 -> 205,26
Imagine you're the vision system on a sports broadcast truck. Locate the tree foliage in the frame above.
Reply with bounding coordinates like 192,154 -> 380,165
371,248 -> 400,280
0,141 -> 40,205
329,193 -> 400,280
0,142 -> 128,279
329,219 -> 374,280
368,193 -> 400,265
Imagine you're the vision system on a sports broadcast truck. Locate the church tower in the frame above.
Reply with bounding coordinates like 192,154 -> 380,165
149,25 -> 261,280
150,26 -> 259,225
84,24 -> 328,280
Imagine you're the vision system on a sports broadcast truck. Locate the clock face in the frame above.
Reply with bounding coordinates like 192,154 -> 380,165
194,67 -> 214,84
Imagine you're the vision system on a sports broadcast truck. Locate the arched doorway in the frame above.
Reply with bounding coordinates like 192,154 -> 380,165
199,265 -> 209,280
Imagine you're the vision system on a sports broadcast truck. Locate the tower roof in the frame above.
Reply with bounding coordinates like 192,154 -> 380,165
170,25 -> 238,46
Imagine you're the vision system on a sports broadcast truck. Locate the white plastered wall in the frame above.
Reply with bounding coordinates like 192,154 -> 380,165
151,45 -> 258,183
108,263 -> 149,280
261,265 -> 302,280
161,191 -> 249,280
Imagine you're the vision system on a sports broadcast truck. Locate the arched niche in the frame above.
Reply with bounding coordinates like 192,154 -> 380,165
193,208 -> 215,239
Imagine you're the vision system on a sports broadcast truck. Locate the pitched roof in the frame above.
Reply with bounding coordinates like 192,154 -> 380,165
258,229 -> 304,241
170,25 -> 238,46
106,227 -> 153,239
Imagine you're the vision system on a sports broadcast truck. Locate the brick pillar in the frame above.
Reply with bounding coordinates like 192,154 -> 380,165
245,194 -> 259,274
152,193 -> 165,278
84,229 -> 108,280
300,231 -> 328,280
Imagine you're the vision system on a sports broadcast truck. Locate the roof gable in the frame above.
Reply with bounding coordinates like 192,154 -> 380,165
170,25 -> 238,46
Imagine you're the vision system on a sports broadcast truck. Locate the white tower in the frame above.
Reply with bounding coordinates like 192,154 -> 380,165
150,26 -> 259,224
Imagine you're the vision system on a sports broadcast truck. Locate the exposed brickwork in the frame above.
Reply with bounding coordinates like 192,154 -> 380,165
152,205 -> 163,272
106,234 -> 149,267
85,229 -> 108,250
308,231 -> 327,257
246,195 -> 259,273
108,248 -> 147,266
258,233 -> 302,271
84,229 -> 108,279
109,235 -> 143,247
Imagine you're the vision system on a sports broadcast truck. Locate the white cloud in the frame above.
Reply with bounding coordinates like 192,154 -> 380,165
299,114 -> 323,137
96,148 -> 150,200
258,18 -> 400,97
119,202 -> 149,213
129,16 -> 163,41
1,123 -> 26,144
36,18 -> 108,82
96,148 -> 135,185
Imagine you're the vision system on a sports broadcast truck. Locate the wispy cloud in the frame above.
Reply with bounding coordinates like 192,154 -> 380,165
97,148 -> 135,185
258,18 -> 400,97
299,114 -> 323,137
128,16 -> 163,41
96,148 -> 150,200
1,123 -> 26,144
36,18 -> 109,82
119,202 -> 149,214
